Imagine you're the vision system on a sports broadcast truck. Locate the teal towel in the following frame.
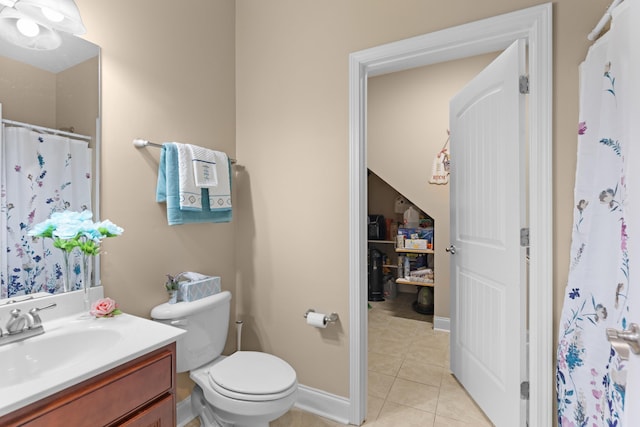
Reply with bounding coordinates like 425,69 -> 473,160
156,143 -> 232,225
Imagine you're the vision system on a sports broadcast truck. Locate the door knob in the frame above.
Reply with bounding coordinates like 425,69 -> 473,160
607,323 -> 640,355
445,245 -> 457,254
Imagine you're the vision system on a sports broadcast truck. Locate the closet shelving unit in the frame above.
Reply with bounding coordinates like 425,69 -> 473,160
395,247 -> 435,287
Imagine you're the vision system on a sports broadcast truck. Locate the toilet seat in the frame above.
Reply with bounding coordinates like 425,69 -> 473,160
208,351 -> 297,402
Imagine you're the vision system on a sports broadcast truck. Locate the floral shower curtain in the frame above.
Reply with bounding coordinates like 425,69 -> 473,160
557,2 -> 636,426
0,126 -> 92,298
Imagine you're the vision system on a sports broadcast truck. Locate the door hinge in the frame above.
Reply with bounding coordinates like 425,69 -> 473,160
519,75 -> 529,94
521,381 -> 530,400
520,228 -> 530,247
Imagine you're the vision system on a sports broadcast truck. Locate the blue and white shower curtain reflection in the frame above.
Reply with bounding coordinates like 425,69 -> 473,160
556,3 -> 636,425
0,127 -> 92,298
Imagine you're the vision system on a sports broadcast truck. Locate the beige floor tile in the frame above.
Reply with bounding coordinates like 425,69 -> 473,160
368,330 -> 414,357
405,341 -> 448,367
397,358 -> 444,387
413,322 -> 437,338
368,370 -> 395,399
386,378 -> 439,413
368,351 -> 404,376
368,311 -> 390,329
270,408 -> 301,426
436,377 -> 493,426
434,414 -> 493,426
426,331 -> 450,350
386,316 -> 423,335
440,372 -> 464,390
366,395 -> 385,421
369,400 -> 435,427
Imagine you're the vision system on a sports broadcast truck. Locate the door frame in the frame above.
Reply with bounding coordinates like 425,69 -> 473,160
348,4 -> 552,426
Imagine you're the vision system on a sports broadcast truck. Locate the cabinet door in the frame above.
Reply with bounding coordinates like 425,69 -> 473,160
117,394 -> 175,427
1,345 -> 176,427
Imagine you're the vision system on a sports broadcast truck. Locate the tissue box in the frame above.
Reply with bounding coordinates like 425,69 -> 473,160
178,276 -> 221,302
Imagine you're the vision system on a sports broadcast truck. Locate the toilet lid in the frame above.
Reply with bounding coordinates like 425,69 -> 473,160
208,351 -> 297,397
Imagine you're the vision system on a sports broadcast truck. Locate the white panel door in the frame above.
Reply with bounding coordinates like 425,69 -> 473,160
449,40 -> 527,427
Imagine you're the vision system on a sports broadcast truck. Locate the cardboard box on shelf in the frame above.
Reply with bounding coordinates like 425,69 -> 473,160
405,239 -> 428,250
398,227 -> 433,243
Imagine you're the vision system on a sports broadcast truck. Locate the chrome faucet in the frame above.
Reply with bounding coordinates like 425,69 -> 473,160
0,303 -> 56,346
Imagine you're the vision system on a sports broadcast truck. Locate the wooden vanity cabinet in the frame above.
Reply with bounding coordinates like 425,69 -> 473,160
0,343 -> 177,427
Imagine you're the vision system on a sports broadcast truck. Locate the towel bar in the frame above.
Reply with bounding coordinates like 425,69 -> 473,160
133,139 -> 236,164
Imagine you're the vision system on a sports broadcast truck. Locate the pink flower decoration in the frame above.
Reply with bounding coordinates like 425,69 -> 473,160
621,220 -> 628,251
90,297 -> 122,318
578,121 -> 587,135
592,389 -> 603,399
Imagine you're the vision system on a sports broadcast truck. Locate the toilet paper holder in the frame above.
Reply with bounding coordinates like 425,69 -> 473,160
304,309 -> 338,324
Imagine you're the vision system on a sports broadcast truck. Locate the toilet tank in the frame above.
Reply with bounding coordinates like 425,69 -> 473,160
151,291 -> 231,373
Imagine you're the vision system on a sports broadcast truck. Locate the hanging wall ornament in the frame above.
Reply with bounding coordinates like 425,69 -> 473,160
429,132 -> 450,185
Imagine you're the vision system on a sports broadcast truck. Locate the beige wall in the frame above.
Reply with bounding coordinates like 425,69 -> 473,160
0,55 -> 97,139
75,0 -> 236,399
56,56 -> 99,141
71,0 -> 610,411
368,53 -> 498,318
0,56 -> 56,127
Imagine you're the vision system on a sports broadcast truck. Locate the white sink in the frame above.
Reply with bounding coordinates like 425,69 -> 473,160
0,327 -> 122,387
0,299 -> 185,417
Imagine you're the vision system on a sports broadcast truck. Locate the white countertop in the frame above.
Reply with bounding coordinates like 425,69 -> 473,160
0,289 -> 184,417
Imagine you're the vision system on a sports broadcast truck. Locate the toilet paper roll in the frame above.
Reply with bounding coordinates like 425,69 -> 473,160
306,312 -> 328,328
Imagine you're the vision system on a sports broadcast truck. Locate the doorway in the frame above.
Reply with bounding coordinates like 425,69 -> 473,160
348,4 -> 552,426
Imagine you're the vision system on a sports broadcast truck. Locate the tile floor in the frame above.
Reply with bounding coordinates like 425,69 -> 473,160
362,292 -> 493,427
190,292 -> 494,427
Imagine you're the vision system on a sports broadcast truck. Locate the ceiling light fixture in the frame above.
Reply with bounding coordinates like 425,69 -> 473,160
16,15 -> 38,36
15,0 -> 85,35
41,7 -> 64,23
0,0 -> 84,50
0,6 -> 61,50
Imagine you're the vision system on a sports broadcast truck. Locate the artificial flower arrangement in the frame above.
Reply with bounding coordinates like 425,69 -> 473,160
28,210 -> 124,256
27,210 -> 124,297
90,297 -> 122,318
165,273 -> 182,292
165,273 -> 186,304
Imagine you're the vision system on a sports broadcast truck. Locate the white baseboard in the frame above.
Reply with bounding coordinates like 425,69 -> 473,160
434,316 -> 450,332
175,385 -> 351,426
295,384 -> 350,425
176,396 -> 196,427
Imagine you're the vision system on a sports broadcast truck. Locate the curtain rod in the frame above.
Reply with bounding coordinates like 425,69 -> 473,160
588,0 -> 623,41
2,119 -> 92,141
133,138 -> 236,164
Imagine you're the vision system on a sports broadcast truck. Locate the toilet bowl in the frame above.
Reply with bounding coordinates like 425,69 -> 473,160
151,291 -> 297,427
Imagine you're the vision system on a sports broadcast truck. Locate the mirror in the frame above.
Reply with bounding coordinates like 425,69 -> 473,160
0,30 -> 100,301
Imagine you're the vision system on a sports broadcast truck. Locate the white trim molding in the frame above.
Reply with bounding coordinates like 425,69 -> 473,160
434,316 -> 451,333
295,384 -> 351,425
176,396 -> 195,427
348,4 -> 552,426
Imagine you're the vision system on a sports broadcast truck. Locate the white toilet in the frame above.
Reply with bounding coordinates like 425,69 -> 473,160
151,291 -> 298,427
